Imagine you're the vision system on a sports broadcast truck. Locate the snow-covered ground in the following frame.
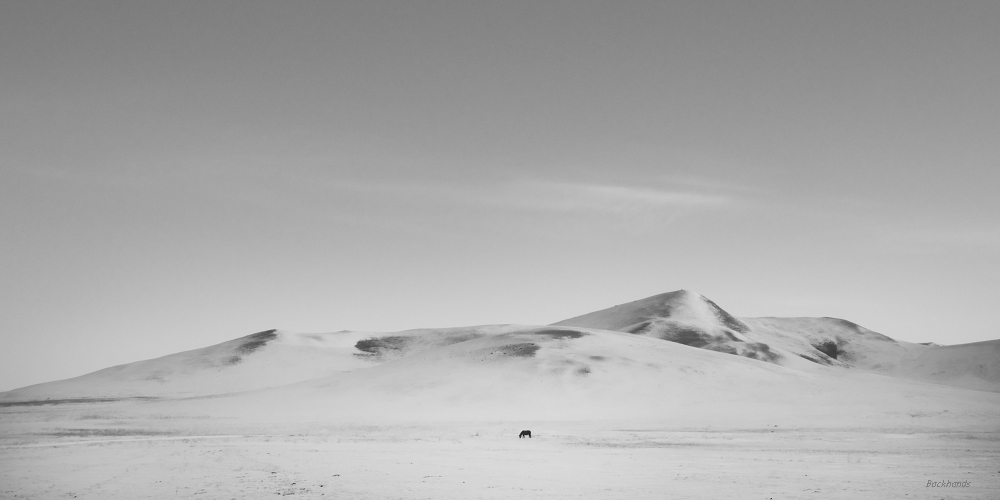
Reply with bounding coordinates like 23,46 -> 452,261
2,405 -> 998,499
2,290 -> 998,498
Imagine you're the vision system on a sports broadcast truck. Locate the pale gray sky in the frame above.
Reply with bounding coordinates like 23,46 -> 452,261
2,0 -> 998,391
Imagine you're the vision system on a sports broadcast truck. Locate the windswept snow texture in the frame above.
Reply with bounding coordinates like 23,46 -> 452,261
552,290 -> 999,392
551,290 -> 778,363
2,290 -> 997,406
350,324 -> 530,361
2,290 -> 999,500
0,329 -> 364,401
0,325 -> 533,401
226,329 -> 278,365
163,326 -> 824,422
738,317 -> 1000,392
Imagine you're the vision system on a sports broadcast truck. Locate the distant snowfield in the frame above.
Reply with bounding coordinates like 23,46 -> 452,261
2,408 -> 998,499
1,290 -> 998,498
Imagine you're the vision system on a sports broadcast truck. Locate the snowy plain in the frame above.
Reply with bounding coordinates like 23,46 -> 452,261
2,291 -> 998,499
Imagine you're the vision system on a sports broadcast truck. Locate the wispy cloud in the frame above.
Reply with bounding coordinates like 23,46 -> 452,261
503,180 -> 733,215
23,158 -> 738,220
304,176 -> 737,221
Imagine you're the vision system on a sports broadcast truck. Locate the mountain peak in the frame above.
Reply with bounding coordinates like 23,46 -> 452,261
549,290 -> 775,360
553,290 -> 746,331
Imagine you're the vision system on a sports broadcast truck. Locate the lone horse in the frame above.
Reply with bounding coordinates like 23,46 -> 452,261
519,430 -> 531,438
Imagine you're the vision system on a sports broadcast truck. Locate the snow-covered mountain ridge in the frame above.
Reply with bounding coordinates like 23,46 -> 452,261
3,290 -> 996,403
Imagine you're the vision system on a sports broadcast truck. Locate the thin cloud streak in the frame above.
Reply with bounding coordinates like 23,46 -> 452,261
318,177 -> 735,217
19,163 -> 736,220
515,181 -> 731,214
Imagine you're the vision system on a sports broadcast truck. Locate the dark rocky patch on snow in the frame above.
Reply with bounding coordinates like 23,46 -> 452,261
236,330 -> 278,354
226,330 -> 278,365
813,340 -> 841,359
354,336 -> 411,357
658,325 -> 713,348
497,343 -> 540,358
531,329 -> 586,339
741,342 -> 782,363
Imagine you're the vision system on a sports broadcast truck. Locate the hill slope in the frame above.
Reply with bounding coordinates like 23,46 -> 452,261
4,289 -> 997,403
898,339 -> 1000,392
552,290 -> 781,363
740,317 -> 927,370
553,291 -> 1000,393
0,325 -> 527,401
150,325 -> 1000,427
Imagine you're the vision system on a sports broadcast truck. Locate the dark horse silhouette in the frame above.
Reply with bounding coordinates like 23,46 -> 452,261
519,430 -> 531,438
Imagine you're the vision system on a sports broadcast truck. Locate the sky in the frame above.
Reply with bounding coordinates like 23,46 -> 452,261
1,0 -> 998,391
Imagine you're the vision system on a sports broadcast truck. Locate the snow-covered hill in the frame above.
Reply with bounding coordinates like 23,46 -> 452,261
552,290 -> 782,362
3,290 -> 997,405
0,325 -> 527,401
553,290 -> 999,392
134,325 -> 1000,428
898,339 -> 1000,392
